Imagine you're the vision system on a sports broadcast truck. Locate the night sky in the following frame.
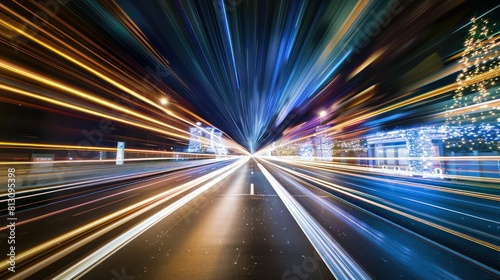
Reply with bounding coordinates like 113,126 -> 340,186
1,0 -> 499,153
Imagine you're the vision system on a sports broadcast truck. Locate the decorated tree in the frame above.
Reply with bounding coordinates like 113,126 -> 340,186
445,17 -> 500,153
405,129 -> 434,173
298,138 -> 315,159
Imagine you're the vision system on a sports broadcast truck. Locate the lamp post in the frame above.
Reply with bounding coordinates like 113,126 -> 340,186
319,110 -> 326,125
160,98 -> 168,152
318,111 -> 327,160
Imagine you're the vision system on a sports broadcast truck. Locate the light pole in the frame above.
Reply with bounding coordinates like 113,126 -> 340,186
160,98 -> 168,152
318,111 -> 327,159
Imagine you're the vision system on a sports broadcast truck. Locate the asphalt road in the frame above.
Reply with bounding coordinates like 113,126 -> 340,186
0,159 -> 238,279
1,157 -> 498,279
81,159 -> 333,280
259,158 -> 500,279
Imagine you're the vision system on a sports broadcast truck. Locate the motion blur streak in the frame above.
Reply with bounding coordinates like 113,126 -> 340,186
1,1 -> 500,278
0,176 -> 164,231
0,141 -> 218,159
53,157 -> 247,280
263,161 -> 499,278
0,84 -> 194,141
269,157 -> 500,195
331,66 -> 500,131
0,14 -> 176,116
1,158 -> 245,279
0,60 -> 188,134
1,3 -> 247,154
99,1 -> 187,88
263,159 -> 500,253
262,63 -> 500,149
258,161 -> 370,280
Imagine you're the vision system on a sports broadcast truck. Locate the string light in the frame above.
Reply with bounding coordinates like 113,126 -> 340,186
445,17 -> 500,153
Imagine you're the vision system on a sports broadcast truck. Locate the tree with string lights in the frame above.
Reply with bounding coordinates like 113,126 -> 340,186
298,138 -> 315,160
445,17 -> 500,153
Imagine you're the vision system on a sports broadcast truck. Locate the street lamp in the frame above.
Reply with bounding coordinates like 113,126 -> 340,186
158,98 -> 168,151
318,110 -> 327,126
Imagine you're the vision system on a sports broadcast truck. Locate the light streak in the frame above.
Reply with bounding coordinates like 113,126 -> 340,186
0,13 -> 177,120
258,161 -> 369,279
52,157 -> 247,280
218,0 -> 240,90
264,155 -> 500,185
0,141 -> 224,158
268,157 -> 500,201
347,48 -> 386,79
0,158 -> 247,279
333,66 -> 500,132
260,63 -> 500,154
0,83 -> 192,140
261,159 -> 500,252
266,161 -> 500,278
1,3 -> 247,154
0,158 -> 232,198
0,60 -> 189,134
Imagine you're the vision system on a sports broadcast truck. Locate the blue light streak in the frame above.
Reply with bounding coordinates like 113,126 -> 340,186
219,0 -> 240,91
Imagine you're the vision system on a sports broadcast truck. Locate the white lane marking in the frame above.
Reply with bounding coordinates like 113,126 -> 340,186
53,158 -> 248,280
258,162 -> 369,280
250,183 -> 254,195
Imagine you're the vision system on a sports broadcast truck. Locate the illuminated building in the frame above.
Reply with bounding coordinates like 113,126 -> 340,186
187,126 -> 228,156
367,126 -> 446,176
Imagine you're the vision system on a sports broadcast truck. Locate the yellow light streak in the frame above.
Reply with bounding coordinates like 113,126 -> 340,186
0,12 -> 240,150
347,48 -> 386,79
0,158 -> 247,278
0,84 -> 191,140
262,65 -> 500,153
319,0 -> 370,62
0,3 -> 248,154
0,60 -> 190,134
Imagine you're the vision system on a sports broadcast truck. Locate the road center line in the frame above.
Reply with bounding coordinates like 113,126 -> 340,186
257,161 -> 369,280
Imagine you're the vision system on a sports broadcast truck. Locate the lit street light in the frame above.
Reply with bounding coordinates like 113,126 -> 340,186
161,98 -> 168,105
